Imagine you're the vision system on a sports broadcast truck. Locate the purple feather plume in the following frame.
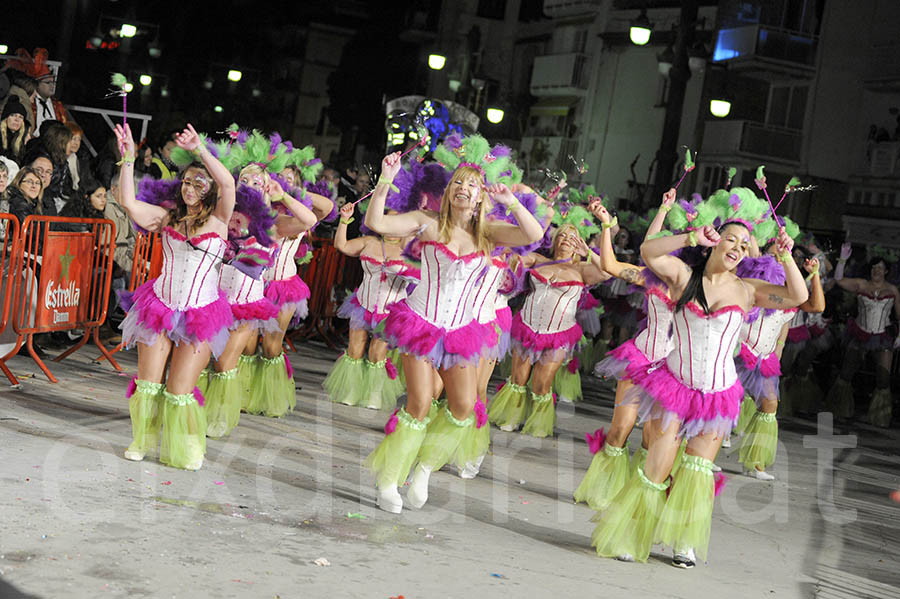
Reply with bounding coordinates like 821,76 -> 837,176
234,184 -> 278,248
236,130 -> 249,145
269,132 -> 282,156
444,132 -> 463,151
490,144 -> 511,158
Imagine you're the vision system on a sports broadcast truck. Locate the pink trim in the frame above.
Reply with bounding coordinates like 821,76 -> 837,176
359,254 -> 407,268
646,285 -> 676,310
163,226 -> 223,244
684,302 -> 746,319
420,240 -> 483,263
530,270 -> 585,288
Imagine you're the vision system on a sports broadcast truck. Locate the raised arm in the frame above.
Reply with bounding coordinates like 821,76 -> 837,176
588,198 -> 646,286
646,187 -> 676,237
175,124 -> 235,225
639,225 -> 719,291
573,235 -> 611,286
834,241 -> 865,293
309,189 -> 336,222
364,152 -> 431,237
744,229 -> 809,309
799,258 -> 825,313
113,124 -> 168,232
273,179 -> 318,239
483,183 -> 544,247
334,202 -> 370,257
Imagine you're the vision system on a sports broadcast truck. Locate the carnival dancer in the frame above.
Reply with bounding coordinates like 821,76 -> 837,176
364,138 -> 544,514
576,189 -> 678,509
241,142 -> 336,418
591,217 -> 808,567
734,240 -> 825,480
827,243 -> 900,426
116,123 -> 235,470
204,161 -> 318,436
325,202 -> 411,410
488,214 -> 610,438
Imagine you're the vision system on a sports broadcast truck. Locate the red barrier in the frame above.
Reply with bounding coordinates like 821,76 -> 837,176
292,233 -> 346,351
0,214 -> 21,385
8,216 -> 120,383
96,230 -> 161,361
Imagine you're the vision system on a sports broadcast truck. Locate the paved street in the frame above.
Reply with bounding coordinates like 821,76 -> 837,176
0,341 -> 898,599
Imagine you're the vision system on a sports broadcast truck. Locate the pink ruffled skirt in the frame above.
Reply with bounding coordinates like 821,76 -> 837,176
479,306 -> 512,362
264,275 -> 310,321
847,319 -> 892,352
378,300 -> 495,369
232,297 -> 282,335
593,338 -> 654,381
735,344 -> 781,405
120,279 -> 233,358
337,292 -> 388,332
510,312 -> 582,364
628,363 -> 743,440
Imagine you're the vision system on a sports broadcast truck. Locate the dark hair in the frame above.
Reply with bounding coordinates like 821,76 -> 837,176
675,221 -> 750,315
867,256 -> 888,276
41,123 -> 73,164
12,167 -> 45,212
170,162 -> 219,233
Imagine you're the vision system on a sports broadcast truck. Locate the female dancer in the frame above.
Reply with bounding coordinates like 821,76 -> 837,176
576,190 -> 677,509
827,243 -> 900,426
324,202 -> 410,410
116,123 -> 235,470
488,223 -> 609,437
592,220 -> 807,567
242,162 -> 335,418
205,164 -> 317,436
734,247 -> 824,480
364,148 -> 543,513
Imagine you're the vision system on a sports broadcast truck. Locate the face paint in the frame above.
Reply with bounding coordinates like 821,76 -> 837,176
239,174 -> 265,190
182,174 -> 211,196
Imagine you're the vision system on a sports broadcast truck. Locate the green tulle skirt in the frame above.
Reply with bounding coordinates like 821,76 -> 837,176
196,369 -> 211,398
631,446 -> 648,476
654,454 -> 715,562
127,379 -> 164,456
160,390 -> 207,470
826,378 -> 854,420
364,408 -> 427,489
428,397 -> 445,422
204,368 -> 242,438
734,395 -> 757,436
868,388 -> 893,428
554,364 -> 583,403
574,442 -> 630,510
488,379 -> 529,429
522,391 -> 556,437
237,354 -> 256,411
245,352 -> 296,418
363,358 -> 405,411
323,352 -> 367,406
591,466 -> 669,562
739,411 -> 778,471
454,414 -> 491,470
496,355 -> 512,380
416,405 -> 475,471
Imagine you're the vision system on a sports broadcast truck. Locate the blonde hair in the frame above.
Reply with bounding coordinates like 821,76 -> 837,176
0,120 -> 27,160
239,163 -> 272,198
552,224 -> 582,262
438,165 -> 493,256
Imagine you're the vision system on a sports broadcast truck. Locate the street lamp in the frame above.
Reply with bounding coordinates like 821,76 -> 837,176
139,74 -> 152,86
227,69 -> 242,82
629,10 -> 652,46
657,44 -> 674,77
709,99 -> 731,118
214,105 -> 224,113
0,45 -> 8,55
120,24 -> 137,38
428,54 -> 446,70
486,108 -> 504,124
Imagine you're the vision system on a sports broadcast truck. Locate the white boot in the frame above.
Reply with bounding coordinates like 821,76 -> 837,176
459,454 -> 485,479
376,485 -> 403,514
406,464 -> 432,509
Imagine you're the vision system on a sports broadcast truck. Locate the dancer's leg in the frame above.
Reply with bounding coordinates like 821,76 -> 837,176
522,359 -> 562,437
739,395 -> 778,479
125,336 -> 173,460
489,349 -> 532,430
160,341 -> 212,470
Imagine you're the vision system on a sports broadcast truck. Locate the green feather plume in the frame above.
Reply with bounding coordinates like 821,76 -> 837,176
551,204 -> 600,239
684,148 -> 695,171
110,73 -> 127,89
785,176 -> 801,192
666,203 -> 689,232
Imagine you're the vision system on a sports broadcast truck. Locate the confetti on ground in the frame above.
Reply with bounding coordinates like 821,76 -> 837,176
161,481 -> 172,486
346,512 -> 366,519
518,479 -> 526,485
313,557 -> 331,567
214,481 -> 224,485
490,573 -> 507,579
389,595 -> 405,599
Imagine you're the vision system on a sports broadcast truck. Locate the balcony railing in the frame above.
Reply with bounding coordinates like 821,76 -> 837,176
713,25 -> 817,72
859,141 -> 900,177
543,0 -> 603,18
702,120 -> 802,164
530,53 -> 589,96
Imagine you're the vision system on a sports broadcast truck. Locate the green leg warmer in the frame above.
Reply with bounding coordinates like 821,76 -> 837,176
521,390 -> 556,437
127,379 -> 164,456
204,368 -> 242,438
574,442 -> 630,510
488,379 -> 529,429
655,454 -> 716,563
160,390 -> 207,470
322,352 -> 366,406
245,352 -> 296,418
416,405 -> 476,472
364,408 -> 427,490
739,411 -> 778,471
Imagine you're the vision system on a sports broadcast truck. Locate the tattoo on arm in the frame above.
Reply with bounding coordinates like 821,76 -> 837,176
767,293 -> 784,305
621,267 -> 641,284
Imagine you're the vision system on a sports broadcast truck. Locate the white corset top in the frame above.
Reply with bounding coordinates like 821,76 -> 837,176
404,241 -> 487,330
265,233 -> 306,282
634,287 -> 674,363
520,270 -> 584,334
154,227 -> 226,310
219,241 -> 275,305
471,257 -> 508,324
666,304 -> 745,392
357,254 -> 408,314
857,294 -> 893,334
742,309 -> 795,356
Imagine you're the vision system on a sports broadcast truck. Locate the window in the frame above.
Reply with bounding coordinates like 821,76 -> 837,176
766,84 -> 808,130
477,0 -> 506,20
